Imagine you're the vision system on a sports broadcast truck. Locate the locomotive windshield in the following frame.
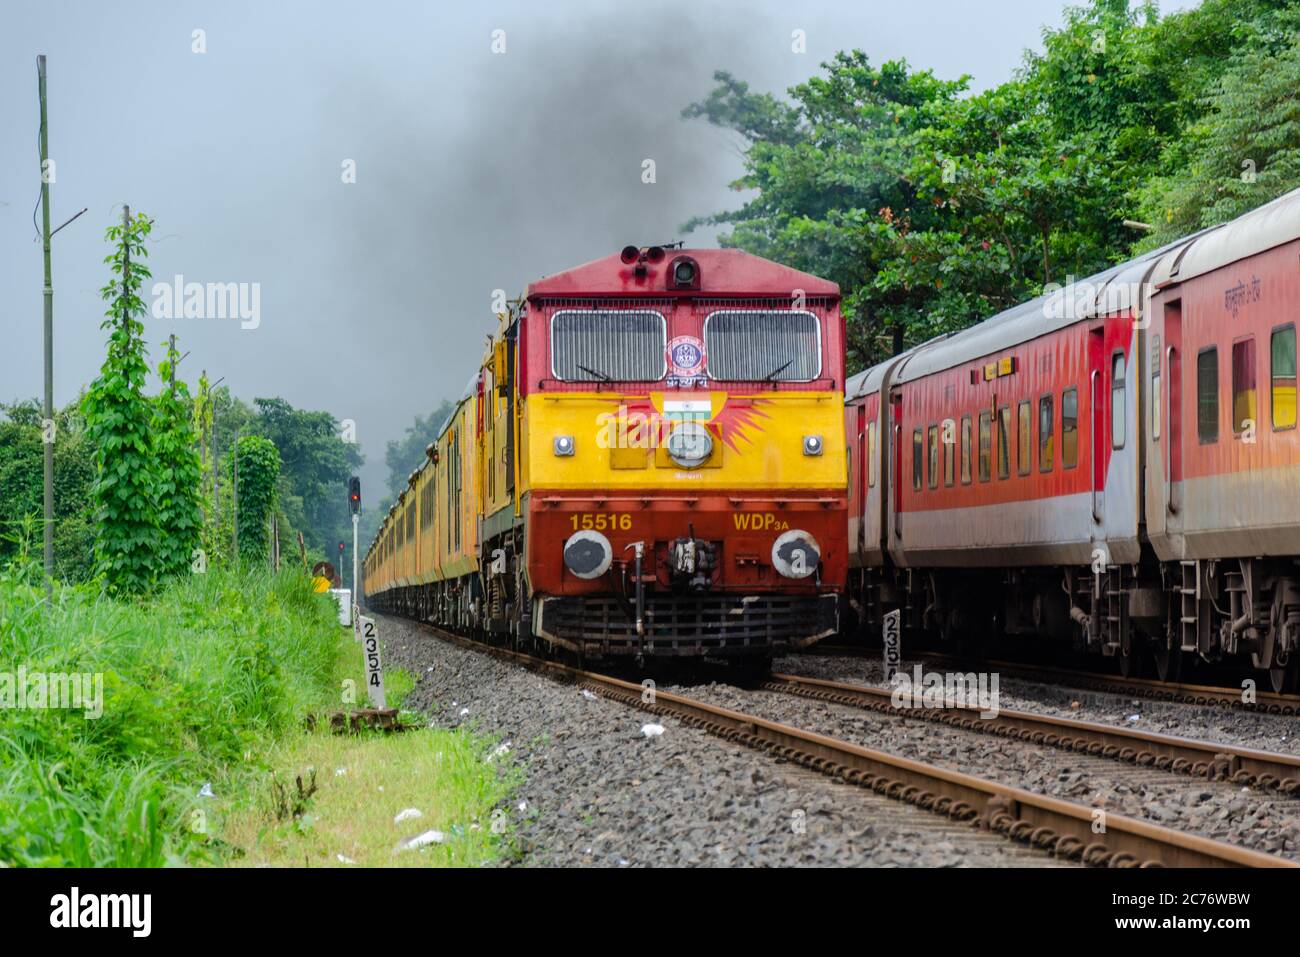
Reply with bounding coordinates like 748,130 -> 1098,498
550,309 -> 666,382
704,310 -> 821,381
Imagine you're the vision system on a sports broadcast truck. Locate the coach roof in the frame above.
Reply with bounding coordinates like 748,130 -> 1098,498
526,248 -> 840,300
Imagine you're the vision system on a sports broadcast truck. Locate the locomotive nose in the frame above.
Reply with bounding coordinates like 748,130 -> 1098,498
772,529 -> 820,579
564,530 -> 613,580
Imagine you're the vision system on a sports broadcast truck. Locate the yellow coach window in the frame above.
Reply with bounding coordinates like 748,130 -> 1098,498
912,429 -> 923,491
997,405 -> 1011,479
1039,394 -> 1054,472
960,415 -> 972,485
978,412 -> 991,482
1062,388 -> 1078,468
927,425 -> 939,490
1017,401 -> 1031,476
1272,325 -> 1296,430
1232,338 -> 1256,435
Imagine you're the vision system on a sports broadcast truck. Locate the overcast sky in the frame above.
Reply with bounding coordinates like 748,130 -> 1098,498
1,0 -> 1193,498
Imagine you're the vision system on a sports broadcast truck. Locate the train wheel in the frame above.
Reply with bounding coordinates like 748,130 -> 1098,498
1267,662 -> 1296,694
1153,644 -> 1182,683
1117,647 -> 1138,678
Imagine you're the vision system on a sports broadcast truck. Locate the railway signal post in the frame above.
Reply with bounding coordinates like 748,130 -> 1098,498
349,476 -> 361,617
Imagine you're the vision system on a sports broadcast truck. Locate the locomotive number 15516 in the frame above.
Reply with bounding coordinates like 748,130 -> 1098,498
569,513 -> 633,532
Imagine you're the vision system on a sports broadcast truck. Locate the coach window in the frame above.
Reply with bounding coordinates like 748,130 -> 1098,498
913,429 -> 923,491
927,425 -> 939,490
1198,347 -> 1219,443
1111,352 -> 1126,449
1062,388 -> 1079,468
868,422 -> 878,487
1232,338 -> 1257,436
1038,395 -> 1054,472
944,421 -> 955,486
1272,325 -> 1296,430
960,415 -> 972,485
978,411 -> 991,482
1017,401 -> 1031,476
997,406 -> 1011,479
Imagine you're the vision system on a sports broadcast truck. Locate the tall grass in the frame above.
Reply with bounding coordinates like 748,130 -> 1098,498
0,563 -> 340,866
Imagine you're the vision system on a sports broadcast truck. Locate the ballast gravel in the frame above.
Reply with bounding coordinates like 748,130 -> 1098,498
373,615 -> 1067,868
777,653 -> 1300,756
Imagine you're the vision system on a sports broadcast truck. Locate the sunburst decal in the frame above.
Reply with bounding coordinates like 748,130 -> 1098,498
594,392 -> 772,453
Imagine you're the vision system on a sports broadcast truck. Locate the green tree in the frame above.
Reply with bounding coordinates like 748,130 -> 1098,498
0,400 -> 95,581
1138,31 -> 1300,245
81,212 -> 161,593
152,339 -> 204,578
384,400 -> 454,500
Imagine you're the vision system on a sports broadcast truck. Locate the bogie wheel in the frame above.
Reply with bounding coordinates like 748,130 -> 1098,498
1153,643 -> 1182,683
1268,661 -> 1297,695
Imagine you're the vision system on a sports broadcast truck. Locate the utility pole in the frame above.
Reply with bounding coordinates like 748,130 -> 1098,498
37,55 -> 53,601
168,334 -> 176,395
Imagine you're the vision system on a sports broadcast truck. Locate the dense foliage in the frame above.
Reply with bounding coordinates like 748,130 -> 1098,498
232,435 -> 281,565
0,565 -> 340,866
0,402 -> 95,581
152,339 -> 205,577
683,0 -> 1300,369
80,212 -> 161,593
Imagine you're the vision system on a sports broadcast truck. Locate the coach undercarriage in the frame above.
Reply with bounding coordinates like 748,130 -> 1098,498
864,556 -> 1300,693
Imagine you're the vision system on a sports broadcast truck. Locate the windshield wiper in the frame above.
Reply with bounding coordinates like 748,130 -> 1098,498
763,360 -> 793,381
577,363 -> 611,382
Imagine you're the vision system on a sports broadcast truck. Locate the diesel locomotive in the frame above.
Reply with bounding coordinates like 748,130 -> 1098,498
364,245 -> 847,667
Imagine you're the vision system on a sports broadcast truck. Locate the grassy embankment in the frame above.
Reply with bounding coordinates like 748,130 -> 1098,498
0,563 -> 515,866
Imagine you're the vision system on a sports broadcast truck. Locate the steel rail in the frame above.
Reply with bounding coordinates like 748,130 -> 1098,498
806,646 -> 1300,715
763,672 -> 1300,794
411,621 -> 1295,869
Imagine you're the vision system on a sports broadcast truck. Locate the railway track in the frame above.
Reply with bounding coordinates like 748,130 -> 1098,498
760,672 -> 1300,795
411,623 -> 1295,869
808,646 -> 1300,716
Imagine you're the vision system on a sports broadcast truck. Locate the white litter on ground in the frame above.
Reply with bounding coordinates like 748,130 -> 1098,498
641,723 -> 665,738
398,829 -> 447,851
197,782 -> 215,798
336,853 -> 357,864
393,807 -> 423,824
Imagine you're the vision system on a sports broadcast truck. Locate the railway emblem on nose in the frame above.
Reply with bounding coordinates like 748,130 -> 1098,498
667,336 -> 706,376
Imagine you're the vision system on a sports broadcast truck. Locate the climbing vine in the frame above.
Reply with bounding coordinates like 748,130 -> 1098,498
82,211 -> 161,593
232,434 -> 280,564
153,338 -> 204,577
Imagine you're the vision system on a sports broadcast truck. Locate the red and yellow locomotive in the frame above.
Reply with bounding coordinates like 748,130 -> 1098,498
365,246 -> 847,666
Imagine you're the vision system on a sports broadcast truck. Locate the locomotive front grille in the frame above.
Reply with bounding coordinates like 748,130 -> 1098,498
536,593 -> 837,657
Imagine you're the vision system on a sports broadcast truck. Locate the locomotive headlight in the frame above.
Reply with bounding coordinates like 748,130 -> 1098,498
673,260 -> 696,285
803,434 -> 823,456
666,422 -> 713,468
553,435 -> 575,457
564,530 -> 612,580
772,529 -> 820,579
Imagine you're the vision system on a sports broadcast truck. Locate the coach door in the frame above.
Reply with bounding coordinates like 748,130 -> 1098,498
891,391 -> 904,539
1164,300 -> 1184,525
1089,326 -> 1106,529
